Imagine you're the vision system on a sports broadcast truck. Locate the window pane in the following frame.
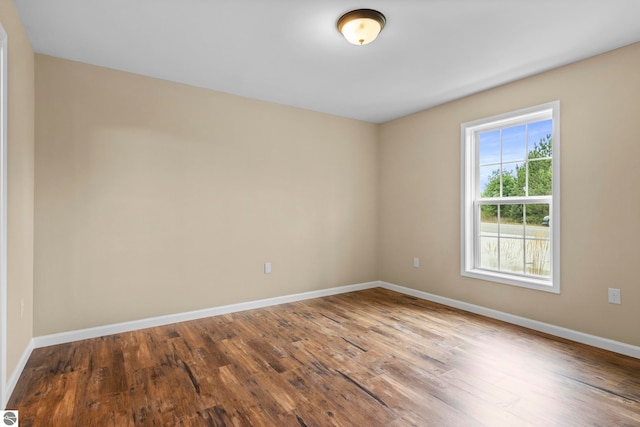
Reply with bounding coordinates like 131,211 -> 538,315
528,159 -> 552,196
479,205 -> 498,237
480,166 -> 500,198
528,119 -> 552,159
525,203 -> 550,237
499,204 -> 523,226
500,238 -> 524,274
479,236 -> 498,270
526,238 -> 551,277
502,124 -> 526,162
479,130 -> 500,165
502,163 -> 525,197
500,221 -> 525,239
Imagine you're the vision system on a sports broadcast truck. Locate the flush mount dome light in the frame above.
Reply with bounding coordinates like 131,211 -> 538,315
337,9 -> 386,45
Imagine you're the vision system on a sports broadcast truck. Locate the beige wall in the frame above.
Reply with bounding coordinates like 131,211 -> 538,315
30,35 -> 640,347
379,42 -> 640,346
34,55 -> 379,335
0,0 -> 35,379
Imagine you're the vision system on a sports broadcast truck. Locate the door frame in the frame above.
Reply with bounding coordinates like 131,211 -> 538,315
0,22 -> 9,408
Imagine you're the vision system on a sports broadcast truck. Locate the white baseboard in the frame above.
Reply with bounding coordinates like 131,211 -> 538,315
4,338 -> 34,409
29,278 -> 640,362
379,281 -> 640,359
33,281 -> 379,349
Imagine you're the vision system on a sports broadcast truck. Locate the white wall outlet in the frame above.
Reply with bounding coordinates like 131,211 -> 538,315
413,257 -> 420,268
264,262 -> 272,274
608,288 -> 621,304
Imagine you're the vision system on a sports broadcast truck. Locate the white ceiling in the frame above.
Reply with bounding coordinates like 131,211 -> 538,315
14,0 -> 640,123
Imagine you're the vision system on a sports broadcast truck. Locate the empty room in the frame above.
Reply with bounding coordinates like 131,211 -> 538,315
1,0 -> 640,425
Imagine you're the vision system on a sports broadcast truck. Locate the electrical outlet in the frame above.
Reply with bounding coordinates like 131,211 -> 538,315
608,288 -> 621,304
264,262 -> 272,274
413,257 -> 420,268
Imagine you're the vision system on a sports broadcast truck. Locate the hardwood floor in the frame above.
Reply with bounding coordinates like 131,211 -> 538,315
7,288 -> 640,426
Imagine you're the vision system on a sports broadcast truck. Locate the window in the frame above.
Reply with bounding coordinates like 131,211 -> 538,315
461,101 -> 560,293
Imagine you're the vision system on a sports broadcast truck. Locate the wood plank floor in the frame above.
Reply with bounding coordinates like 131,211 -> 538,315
7,288 -> 640,426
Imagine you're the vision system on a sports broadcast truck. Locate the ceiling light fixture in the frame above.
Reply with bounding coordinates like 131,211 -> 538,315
337,9 -> 386,45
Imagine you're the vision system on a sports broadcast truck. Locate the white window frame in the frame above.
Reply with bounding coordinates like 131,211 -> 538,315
461,101 -> 560,293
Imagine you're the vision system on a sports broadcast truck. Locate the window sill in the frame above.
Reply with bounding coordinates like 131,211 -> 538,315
462,268 -> 559,294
